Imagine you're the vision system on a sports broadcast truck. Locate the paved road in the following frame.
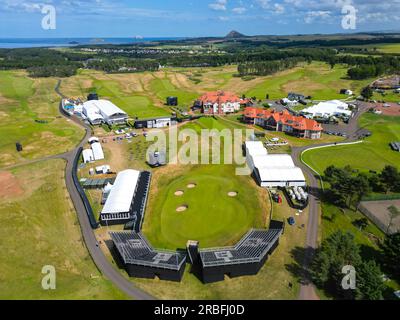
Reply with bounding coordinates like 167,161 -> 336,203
55,81 -> 155,300
293,102 -> 370,300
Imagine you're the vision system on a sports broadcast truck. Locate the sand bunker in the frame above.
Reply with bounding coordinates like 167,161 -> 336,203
174,190 -> 184,196
176,205 -> 188,212
187,183 -> 197,189
228,191 -> 238,197
0,171 -> 23,199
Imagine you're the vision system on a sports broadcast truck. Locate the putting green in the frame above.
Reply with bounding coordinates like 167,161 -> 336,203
143,165 -> 267,249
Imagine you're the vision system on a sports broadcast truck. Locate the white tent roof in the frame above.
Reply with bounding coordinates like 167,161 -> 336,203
82,149 -> 94,163
83,103 -> 104,122
91,142 -> 104,160
302,100 -> 351,117
101,169 -> 140,214
252,154 -> 295,169
258,167 -> 306,183
83,99 -> 126,118
245,141 -> 268,157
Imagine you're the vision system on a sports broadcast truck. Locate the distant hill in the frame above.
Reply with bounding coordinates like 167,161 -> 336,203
225,30 -> 246,39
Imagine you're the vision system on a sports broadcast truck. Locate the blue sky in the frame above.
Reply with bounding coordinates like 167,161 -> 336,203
0,0 -> 400,38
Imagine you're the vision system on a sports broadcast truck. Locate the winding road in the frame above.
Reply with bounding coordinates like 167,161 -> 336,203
55,80 -> 155,300
293,102 -> 370,300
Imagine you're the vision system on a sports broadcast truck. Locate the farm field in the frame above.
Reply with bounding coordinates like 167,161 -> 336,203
142,164 -> 268,249
0,70 -> 83,168
0,160 -> 127,299
302,113 -> 400,173
368,43 -> 400,54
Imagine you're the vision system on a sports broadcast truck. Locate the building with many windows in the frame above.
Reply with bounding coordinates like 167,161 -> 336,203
243,107 -> 323,139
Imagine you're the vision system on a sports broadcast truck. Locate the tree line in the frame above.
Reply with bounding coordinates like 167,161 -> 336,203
237,57 -> 304,76
311,230 -> 400,300
323,165 -> 400,209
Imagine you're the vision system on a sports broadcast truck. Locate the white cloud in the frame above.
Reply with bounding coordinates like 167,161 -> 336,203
273,3 -> 285,14
304,10 -> 332,24
209,0 -> 227,11
232,7 -> 246,14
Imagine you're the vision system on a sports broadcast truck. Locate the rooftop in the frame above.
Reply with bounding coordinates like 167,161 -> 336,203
199,229 -> 283,267
110,231 -> 186,270
101,169 -> 140,214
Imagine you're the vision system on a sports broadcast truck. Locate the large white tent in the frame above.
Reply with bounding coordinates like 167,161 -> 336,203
245,141 -> 306,188
83,100 -> 127,125
101,169 -> 140,215
302,100 -> 351,118
82,103 -> 104,125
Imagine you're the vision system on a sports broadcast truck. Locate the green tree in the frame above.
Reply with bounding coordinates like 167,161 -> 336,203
380,165 -> 399,193
311,231 -> 362,298
355,260 -> 384,300
361,86 -> 373,100
351,174 -> 371,209
381,233 -> 400,281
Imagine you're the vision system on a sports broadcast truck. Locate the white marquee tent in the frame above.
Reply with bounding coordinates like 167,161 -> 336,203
101,169 -> 140,215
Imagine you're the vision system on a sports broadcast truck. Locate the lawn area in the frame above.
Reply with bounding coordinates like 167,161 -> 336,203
0,160 -> 127,299
142,164 -> 268,249
0,70 -> 83,168
149,74 -> 198,110
374,43 -> 400,54
302,113 -> 400,174
89,76 -> 171,119
372,91 -> 400,103
245,62 -> 372,101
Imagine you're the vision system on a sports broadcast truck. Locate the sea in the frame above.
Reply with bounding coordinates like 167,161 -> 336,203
0,37 -> 186,49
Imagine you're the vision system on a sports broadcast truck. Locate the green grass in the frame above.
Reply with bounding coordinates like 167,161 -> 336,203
0,70 -> 83,167
90,77 -> 170,119
143,164 -> 266,249
372,91 -> 400,103
0,160 -> 127,299
302,113 -> 400,174
149,75 -> 198,110
372,43 -> 400,54
245,62 -> 372,101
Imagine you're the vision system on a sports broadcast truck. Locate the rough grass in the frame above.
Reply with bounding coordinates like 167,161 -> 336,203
0,160 -> 127,299
245,62 -> 372,101
0,70 -> 83,168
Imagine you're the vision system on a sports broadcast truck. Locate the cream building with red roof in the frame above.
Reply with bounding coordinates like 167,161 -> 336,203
243,107 -> 323,139
197,91 -> 246,115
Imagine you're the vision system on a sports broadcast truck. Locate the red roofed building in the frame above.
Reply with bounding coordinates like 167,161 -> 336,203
196,91 -> 248,115
244,107 -> 323,139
